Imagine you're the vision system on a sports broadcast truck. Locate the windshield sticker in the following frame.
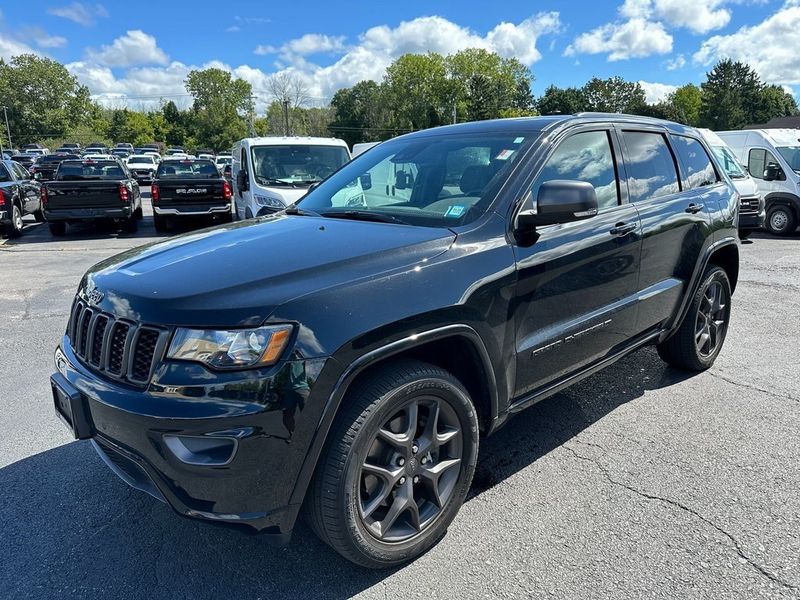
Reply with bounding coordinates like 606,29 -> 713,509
513,137 -> 525,144
495,149 -> 515,161
445,205 -> 466,218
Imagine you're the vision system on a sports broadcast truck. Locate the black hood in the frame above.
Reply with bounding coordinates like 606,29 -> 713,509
83,215 -> 455,328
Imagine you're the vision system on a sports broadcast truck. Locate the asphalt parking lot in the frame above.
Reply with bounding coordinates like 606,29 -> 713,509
1,195 -> 799,599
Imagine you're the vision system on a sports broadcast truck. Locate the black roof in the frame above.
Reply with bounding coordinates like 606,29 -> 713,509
746,115 -> 800,129
394,113 -> 698,142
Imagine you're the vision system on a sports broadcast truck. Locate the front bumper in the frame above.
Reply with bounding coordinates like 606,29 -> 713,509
51,337 -> 334,539
45,206 -> 133,222
738,209 -> 765,230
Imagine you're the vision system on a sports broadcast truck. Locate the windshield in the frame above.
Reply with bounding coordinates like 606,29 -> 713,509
251,144 -> 349,187
56,161 -> 124,180
776,146 -> 800,174
711,145 -> 747,179
157,159 -> 219,178
297,132 -> 532,228
129,156 -> 154,165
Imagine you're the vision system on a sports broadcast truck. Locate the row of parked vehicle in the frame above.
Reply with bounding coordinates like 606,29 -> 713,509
3,126 -> 799,240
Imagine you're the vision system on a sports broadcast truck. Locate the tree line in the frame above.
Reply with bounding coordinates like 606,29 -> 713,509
0,53 -> 796,152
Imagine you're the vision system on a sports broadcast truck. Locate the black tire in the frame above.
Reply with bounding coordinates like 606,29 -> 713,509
48,221 -> 66,237
135,206 -> 144,220
153,213 -> 168,233
219,211 -> 233,224
306,360 -> 479,569
245,207 -> 253,220
33,209 -> 45,223
657,265 -> 731,371
122,215 -> 138,233
738,230 -> 752,240
5,204 -> 24,237
765,205 -> 797,236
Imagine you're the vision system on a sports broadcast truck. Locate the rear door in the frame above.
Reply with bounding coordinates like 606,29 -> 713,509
617,128 -> 718,334
10,162 -> 39,214
512,127 -> 643,397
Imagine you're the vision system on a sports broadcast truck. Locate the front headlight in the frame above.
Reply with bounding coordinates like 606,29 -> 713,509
167,324 -> 293,369
254,194 -> 285,208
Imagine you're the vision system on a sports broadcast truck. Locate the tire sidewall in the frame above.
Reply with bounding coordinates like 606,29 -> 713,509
341,376 -> 479,565
692,267 -> 732,368
11,204 -> 23,235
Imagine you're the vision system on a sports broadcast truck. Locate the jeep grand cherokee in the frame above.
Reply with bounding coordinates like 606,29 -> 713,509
51,114 -> 739,568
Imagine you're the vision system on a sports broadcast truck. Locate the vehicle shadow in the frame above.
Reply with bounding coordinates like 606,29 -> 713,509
0,347 -> 692,599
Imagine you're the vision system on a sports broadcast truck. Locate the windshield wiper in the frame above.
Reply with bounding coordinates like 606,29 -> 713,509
321,210 -> 409,225
256,177 -> 296,187
284,205 -> 321,217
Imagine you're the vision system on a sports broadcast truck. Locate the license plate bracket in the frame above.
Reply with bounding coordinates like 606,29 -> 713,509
51,373 -> 92,439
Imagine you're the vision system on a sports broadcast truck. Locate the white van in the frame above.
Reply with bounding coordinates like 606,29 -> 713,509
231,136 -> 351,219
699,129 -> 765,239
352,142 -> 380,158
716,128 -> 800,235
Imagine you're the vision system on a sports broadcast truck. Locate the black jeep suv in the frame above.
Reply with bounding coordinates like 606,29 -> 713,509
51,114 -> 739,568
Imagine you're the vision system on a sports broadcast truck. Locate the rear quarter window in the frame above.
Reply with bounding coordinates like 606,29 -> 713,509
670,135 -> 719,189
620,131 -> 680,202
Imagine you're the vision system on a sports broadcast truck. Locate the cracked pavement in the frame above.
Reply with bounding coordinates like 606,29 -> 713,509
1,202 -> 799,599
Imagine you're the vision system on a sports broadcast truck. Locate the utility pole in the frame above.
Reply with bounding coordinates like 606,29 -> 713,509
282,99 -> 290,136
2,106 -> 10,152
452,99 -> 457,125
247,95 -> 257,137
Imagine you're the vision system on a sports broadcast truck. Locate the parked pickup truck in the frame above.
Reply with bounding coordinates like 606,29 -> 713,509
42,158 -> 142,236
0,159 -> 43,237
151,158 -> 233,232
31,153 -> 81,181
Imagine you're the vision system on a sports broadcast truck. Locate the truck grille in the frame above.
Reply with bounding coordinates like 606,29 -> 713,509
739,195 -> 760,214
67,299 -> 169,386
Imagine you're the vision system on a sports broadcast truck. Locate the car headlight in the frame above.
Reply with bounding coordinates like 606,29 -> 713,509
254,194 -> 285,208
167,324 -> 293,369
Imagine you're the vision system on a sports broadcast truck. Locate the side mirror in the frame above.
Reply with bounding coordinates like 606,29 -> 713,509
515,180 -> 599,230
763,163 -> 783,182
359,173 -> 372,191
236,169 -> 249,194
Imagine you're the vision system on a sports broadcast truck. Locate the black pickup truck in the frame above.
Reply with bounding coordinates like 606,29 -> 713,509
31,153 -> 81,181
0,159 -> 43,237
42,158 -> 142,236
151,158 -> 233,232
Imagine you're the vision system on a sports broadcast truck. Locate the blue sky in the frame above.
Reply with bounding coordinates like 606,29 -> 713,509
0,0 -> 797,110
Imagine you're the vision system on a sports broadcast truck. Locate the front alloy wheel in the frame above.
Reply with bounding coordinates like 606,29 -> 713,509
307,360 -> 479,568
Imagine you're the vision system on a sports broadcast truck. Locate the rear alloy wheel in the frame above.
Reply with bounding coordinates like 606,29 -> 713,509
657,265 -> 731,371
307,361 -> 479,568
766,205 -> 797,236
6,204 -> 24,237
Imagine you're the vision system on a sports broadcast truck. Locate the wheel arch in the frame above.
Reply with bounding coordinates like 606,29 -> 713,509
764,192 -> 800,218
286,324 -> 499,521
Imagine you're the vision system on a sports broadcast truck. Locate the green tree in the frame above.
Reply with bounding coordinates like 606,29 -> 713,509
699,59 -> 762,129
582,77 -> 646,113
384,53 -> 448,130
329,80 -> 390,147
0,54 -> 97,146
185,68 -> 251,150
667,84 -> 702,126
754,84 -> 798,124
536,85 -> 588,115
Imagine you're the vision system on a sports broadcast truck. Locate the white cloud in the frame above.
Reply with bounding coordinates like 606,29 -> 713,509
639,80 -> 678,103
68,13 -> 562,110
0,34 -> 39,62
565,18 -> 673,61
23,27 -> 67,49
664,54 -> 686,70
47,2 -> 108,26
85,30 -> 168,67
621,0 -> 730,33
693,4 -> 800,84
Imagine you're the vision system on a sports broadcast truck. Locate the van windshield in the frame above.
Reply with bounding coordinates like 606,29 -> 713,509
295,132 -> 533,228
776,146 -> 800,174
250,145 -> 349,187
711,145 -> 747,179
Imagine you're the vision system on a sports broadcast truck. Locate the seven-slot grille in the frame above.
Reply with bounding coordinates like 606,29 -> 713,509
739,195 -> 761,214
67,299 -> 168,386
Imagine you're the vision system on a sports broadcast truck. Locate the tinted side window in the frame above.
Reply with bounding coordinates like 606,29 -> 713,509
748,148 -> 779,180
671,135 -> 718,189
0,164 -> 10,182
11,162 -> 28,179
621,131 -> 680,202
535,131 -> 619,211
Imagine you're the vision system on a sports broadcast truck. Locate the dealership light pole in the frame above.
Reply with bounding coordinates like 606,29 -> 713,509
2,106 -> 11,151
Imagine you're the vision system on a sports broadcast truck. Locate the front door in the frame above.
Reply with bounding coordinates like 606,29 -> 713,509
512,128 -> 642,398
